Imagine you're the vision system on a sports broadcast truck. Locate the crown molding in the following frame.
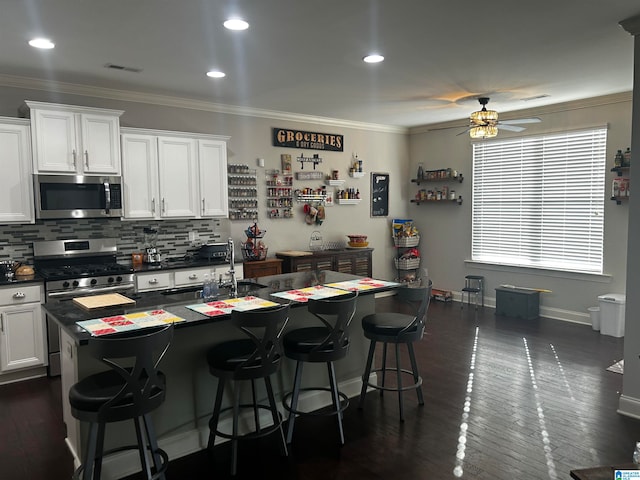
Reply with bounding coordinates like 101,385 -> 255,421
0,74 -> 407,135
409,91 -> 634,135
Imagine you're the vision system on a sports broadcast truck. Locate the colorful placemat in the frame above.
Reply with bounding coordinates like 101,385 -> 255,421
186,296 -> 280,317
270,285 -> 350,303
324,278 -> 401,292
76,309 -> 185,336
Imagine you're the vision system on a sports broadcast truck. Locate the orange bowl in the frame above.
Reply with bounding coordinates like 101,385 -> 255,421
348,241 -> 369,248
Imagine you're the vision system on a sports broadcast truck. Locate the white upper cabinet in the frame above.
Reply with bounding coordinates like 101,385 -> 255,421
121,128 -> 229,220
199,139 -> 229,217
24,101 -> 123,175
0,118 -> 34,224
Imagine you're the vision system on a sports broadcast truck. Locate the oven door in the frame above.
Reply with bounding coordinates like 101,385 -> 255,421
34,174 -> 122,219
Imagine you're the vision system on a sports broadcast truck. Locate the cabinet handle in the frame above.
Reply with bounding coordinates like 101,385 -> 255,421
189,273 -> 198,280
162,198 -> 166,213
149,278 -> 159,285
67,342 -> 73,360
84,150 -> 89,169
202,198 -> 205,214
151,198 -> 156,214
0,313 -> 3,332
13,292 -> 25,299
72,149 -> 77,168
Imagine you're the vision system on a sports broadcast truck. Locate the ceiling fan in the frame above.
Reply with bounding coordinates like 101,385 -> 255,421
457,97 -> 541,139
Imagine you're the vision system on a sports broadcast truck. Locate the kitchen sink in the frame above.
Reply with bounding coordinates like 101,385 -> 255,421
160,280 -> 268,302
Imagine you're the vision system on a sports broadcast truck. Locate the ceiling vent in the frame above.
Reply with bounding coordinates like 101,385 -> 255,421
104,63 -> 142,73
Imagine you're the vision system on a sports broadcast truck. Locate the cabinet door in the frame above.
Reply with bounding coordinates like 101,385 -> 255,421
198,139 -> 229,217
0,122 -> 34,224
121,133 -> 160,219
136,271 -> 172,292
31,109 -> 77,173
80,113 -> 121,174
0,303 -> 46,372
174,267 -> 215,287
157,136 -> 198,218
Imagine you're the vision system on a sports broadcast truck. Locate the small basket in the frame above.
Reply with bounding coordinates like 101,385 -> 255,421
309,230 -> 324,251
394,235 -> 420,247
241,243 -> 268,261
395,257 -> 421,270
245,228 -> 266,239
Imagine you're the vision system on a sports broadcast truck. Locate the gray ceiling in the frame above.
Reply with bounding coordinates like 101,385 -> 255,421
1,0 -> 638,128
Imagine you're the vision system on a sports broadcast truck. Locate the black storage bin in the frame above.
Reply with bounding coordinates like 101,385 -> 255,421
495,287 -> 539,320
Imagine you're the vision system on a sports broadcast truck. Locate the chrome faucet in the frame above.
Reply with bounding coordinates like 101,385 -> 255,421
218,237 -> 238,297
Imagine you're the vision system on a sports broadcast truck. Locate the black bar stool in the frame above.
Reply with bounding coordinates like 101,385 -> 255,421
68,324 -> 174,480
206,303 -> 290,476
282,291 -> 358,445
358,281 -> 432,421
461,275 -> 484,309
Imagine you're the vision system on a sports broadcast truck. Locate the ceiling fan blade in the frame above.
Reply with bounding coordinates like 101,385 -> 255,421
427,124 -> 468,132
500,117 -> 541,125
456,127 -> 472,136
498,124 -> 526,132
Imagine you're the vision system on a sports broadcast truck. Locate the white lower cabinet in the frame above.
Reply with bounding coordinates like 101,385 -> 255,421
121,128 -> 229,220
0,284 -> 46,373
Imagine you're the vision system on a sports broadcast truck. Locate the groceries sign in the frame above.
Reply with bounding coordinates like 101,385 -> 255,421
272,127 -> 344,152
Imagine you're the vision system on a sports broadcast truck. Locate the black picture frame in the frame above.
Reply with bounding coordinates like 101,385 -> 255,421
371,172 -> 389,217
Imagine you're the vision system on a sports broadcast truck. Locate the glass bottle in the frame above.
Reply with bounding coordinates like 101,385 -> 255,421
417,163 -> 424,180
202,274 -> 212,302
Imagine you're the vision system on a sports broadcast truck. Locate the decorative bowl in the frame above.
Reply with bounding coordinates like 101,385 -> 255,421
347,234 -> 368,243
348,241 -> 369,248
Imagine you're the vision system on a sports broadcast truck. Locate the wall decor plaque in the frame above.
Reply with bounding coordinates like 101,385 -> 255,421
272,127 -> 344,152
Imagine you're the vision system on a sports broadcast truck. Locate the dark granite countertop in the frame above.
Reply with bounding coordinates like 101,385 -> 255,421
0,274 -> 44,287
43,270 -> 396,345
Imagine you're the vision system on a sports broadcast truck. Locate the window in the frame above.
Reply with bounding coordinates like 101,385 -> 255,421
471,127 -> 607,274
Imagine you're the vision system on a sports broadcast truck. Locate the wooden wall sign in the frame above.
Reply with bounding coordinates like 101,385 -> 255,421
272,127 -> 344,152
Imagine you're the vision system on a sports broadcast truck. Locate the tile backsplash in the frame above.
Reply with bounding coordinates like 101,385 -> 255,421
0,218 -> 229,265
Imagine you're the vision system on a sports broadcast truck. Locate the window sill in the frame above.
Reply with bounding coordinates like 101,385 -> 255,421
464,260 -> 611,283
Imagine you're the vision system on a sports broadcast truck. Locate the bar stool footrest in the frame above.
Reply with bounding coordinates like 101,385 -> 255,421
210,403 -> 285,441
73,445 -> 169,480
282,387 -> 349,417
365,367 -> 423,392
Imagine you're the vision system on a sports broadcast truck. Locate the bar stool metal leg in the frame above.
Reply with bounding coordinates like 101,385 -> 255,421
286,360 -> 305,444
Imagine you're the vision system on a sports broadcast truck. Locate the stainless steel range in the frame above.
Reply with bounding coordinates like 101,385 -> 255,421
33,238 -> 134,376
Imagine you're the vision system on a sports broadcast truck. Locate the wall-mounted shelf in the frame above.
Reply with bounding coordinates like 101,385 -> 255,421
611,166 -> 630,177
295,193 -> 327,203
349,171 -> 366,178
411,173 -> 463,185
336,198 -> 361,205
325,179 -> 345,186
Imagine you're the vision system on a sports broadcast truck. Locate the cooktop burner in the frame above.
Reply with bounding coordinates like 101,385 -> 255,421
37,262 -> 133,281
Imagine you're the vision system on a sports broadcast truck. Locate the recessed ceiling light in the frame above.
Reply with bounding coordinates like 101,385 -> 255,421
28,38 -> 55,49
224,18 -> 249,31
363,54 -> 384,64
206,70 -> 226,78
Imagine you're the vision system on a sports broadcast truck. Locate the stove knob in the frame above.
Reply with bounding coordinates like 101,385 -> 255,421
107,277 -> 114,283
90,279 -> 97,286
116,276 -> 123,283
72,280 -> 79,288
63,281 -> 70,289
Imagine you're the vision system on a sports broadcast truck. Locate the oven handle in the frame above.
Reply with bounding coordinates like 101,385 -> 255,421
47,283 -> 135,300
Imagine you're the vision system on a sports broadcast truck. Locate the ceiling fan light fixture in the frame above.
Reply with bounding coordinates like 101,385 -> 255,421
469,125 -> 498,139
470,108 -> 498,125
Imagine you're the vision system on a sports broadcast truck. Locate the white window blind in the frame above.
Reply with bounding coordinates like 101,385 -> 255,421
472,127 -> 607,274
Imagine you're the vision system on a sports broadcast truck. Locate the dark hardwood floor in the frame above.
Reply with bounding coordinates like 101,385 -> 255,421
1,297 -> 638,480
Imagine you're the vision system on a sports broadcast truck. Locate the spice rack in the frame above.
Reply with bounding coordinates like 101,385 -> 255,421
228,164 -> 258,220
266,169 -> 294,218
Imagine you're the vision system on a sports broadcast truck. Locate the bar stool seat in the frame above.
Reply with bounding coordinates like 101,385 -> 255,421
282,291 -> 358,446
206,303 -> 290,476
461,275 -> 484,309
69,324 -> 174,480
358,281 -> 432,422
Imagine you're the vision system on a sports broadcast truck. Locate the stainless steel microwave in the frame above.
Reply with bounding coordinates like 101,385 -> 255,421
34,175 -> 123,219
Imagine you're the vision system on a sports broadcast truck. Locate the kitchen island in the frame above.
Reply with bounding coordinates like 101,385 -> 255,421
45,270 -> 397,480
